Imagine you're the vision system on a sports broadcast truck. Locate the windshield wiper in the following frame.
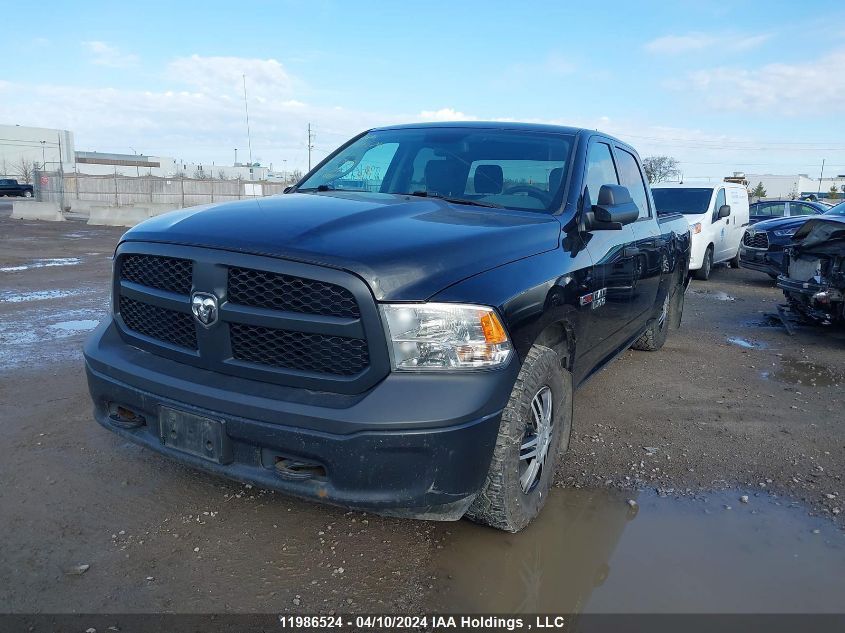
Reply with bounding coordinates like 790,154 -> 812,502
402,191 -> 503,209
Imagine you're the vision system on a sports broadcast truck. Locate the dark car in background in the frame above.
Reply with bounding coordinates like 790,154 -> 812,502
0,178 -> 34,198
740,201 -> 845,278
749,199 -> 826,225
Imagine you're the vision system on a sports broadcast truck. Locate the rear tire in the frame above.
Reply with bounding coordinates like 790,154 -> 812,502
632,291 -> 672,351
693,246 -> 713,281
729,250 -> 740,268
23,191 -> 32,198
465,345 -> 572,532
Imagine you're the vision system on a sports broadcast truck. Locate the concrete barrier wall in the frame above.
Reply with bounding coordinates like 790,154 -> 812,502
86,203 -> 186,227
11,201 -> 65,222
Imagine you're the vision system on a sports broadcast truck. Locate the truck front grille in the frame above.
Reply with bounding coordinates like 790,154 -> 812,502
227,267 -> 359,318
230,324 -> 369,376
119,295 -> 198,350
743,231 -> 769,249
113,246 -> 387,394
121,254 -> 193,294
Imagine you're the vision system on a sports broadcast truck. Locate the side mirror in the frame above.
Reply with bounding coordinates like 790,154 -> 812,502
718,204 -> 731,218
592,184 -> 639,226
283,186 -> 294,194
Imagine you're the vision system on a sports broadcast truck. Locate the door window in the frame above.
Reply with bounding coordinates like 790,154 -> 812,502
615,148 -> 650,219
755,202 -> 786,218
584,142 -> 618,204
711,188 -> 726,222
789,202 -> 817,216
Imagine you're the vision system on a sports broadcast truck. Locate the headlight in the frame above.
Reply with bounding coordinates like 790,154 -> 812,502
691,222 -> 702,234
773,228 -> 797,237
380,303 -> 513,370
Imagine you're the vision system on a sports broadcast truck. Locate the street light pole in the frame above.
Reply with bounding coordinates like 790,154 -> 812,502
234,148 -> 238,165
40,140 -> 46,170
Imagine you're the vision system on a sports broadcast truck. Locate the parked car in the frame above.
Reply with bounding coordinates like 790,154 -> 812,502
83,122 -> 690,532
740,201 -> 845,278
0,178 -> 34,197
778,204 -> 845,324
749,199 -> 826,225
651,182 -> 749,280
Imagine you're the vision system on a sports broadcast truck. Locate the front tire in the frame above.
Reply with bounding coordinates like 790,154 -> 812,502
465,345 -> 572,532
694,246 -> 713,281
23,191 -> 32,198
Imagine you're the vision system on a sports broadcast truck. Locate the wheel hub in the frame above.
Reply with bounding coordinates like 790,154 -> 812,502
519,386 -> 553,493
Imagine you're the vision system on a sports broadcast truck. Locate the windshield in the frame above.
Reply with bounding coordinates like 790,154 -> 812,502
295,127 -> 574,213
651,187 -> 714,215
824,201 -> 845,216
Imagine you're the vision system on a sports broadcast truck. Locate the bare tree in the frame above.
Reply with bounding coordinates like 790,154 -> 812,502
216,169 -> 228,180
289,168 -> 303,184
193,168 -> 208,180
642,156 -> 681,184
14,157 -> 35,184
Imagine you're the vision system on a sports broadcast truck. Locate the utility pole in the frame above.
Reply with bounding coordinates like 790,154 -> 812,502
40,140 -> 46,170
57,133 -> 65,212
242,75 -> 253,172
818,159 -> 825,196
234,148 -> 238,165
307,123 -> 315,172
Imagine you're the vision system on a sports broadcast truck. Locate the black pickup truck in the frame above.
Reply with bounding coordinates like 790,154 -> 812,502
84,123 -> 690,531
0,178 -> 34,197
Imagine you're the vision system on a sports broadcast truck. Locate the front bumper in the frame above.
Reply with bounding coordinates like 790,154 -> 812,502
739,246 -> 784,276
84,320 -> 517,519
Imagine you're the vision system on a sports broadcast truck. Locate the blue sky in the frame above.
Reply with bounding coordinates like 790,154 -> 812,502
2,0 -> 845,178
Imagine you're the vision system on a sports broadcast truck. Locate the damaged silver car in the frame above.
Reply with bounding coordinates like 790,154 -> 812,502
778,204 -> 845,325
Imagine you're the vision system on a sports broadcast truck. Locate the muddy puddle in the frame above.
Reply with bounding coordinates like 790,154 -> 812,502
763,357 -> 845,387
430,489 -> 844,613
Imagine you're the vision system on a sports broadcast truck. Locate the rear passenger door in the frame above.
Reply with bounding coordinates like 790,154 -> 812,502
613,145 -> 662,326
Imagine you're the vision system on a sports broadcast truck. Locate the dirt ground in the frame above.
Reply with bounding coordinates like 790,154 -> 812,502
1,209 -> 843,615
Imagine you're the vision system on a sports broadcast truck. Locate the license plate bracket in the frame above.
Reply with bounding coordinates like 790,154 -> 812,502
159,407 -> 232,464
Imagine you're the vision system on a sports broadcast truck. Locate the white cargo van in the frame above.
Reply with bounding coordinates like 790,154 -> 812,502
651,182 -> 750,280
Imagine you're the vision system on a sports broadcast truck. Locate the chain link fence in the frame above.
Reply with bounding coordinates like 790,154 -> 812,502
34,171 -> 288,211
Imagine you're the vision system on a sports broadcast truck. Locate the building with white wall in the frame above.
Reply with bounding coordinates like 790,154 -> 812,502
744,173 -> 845,199
0,124 -> 75,178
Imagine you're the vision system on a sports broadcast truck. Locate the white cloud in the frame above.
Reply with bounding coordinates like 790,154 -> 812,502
645,32 -> 770,54
82,41 -> 139,68
166,55 -> 297,97
684,47 -> 845,114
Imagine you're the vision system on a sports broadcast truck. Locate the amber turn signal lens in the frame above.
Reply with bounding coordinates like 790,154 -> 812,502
479,311 -> 508,345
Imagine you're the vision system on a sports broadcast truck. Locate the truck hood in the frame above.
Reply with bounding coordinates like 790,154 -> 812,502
121,192 -> 562,301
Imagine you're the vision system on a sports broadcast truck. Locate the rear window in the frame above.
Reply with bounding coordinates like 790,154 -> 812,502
652,188 -> 713,215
